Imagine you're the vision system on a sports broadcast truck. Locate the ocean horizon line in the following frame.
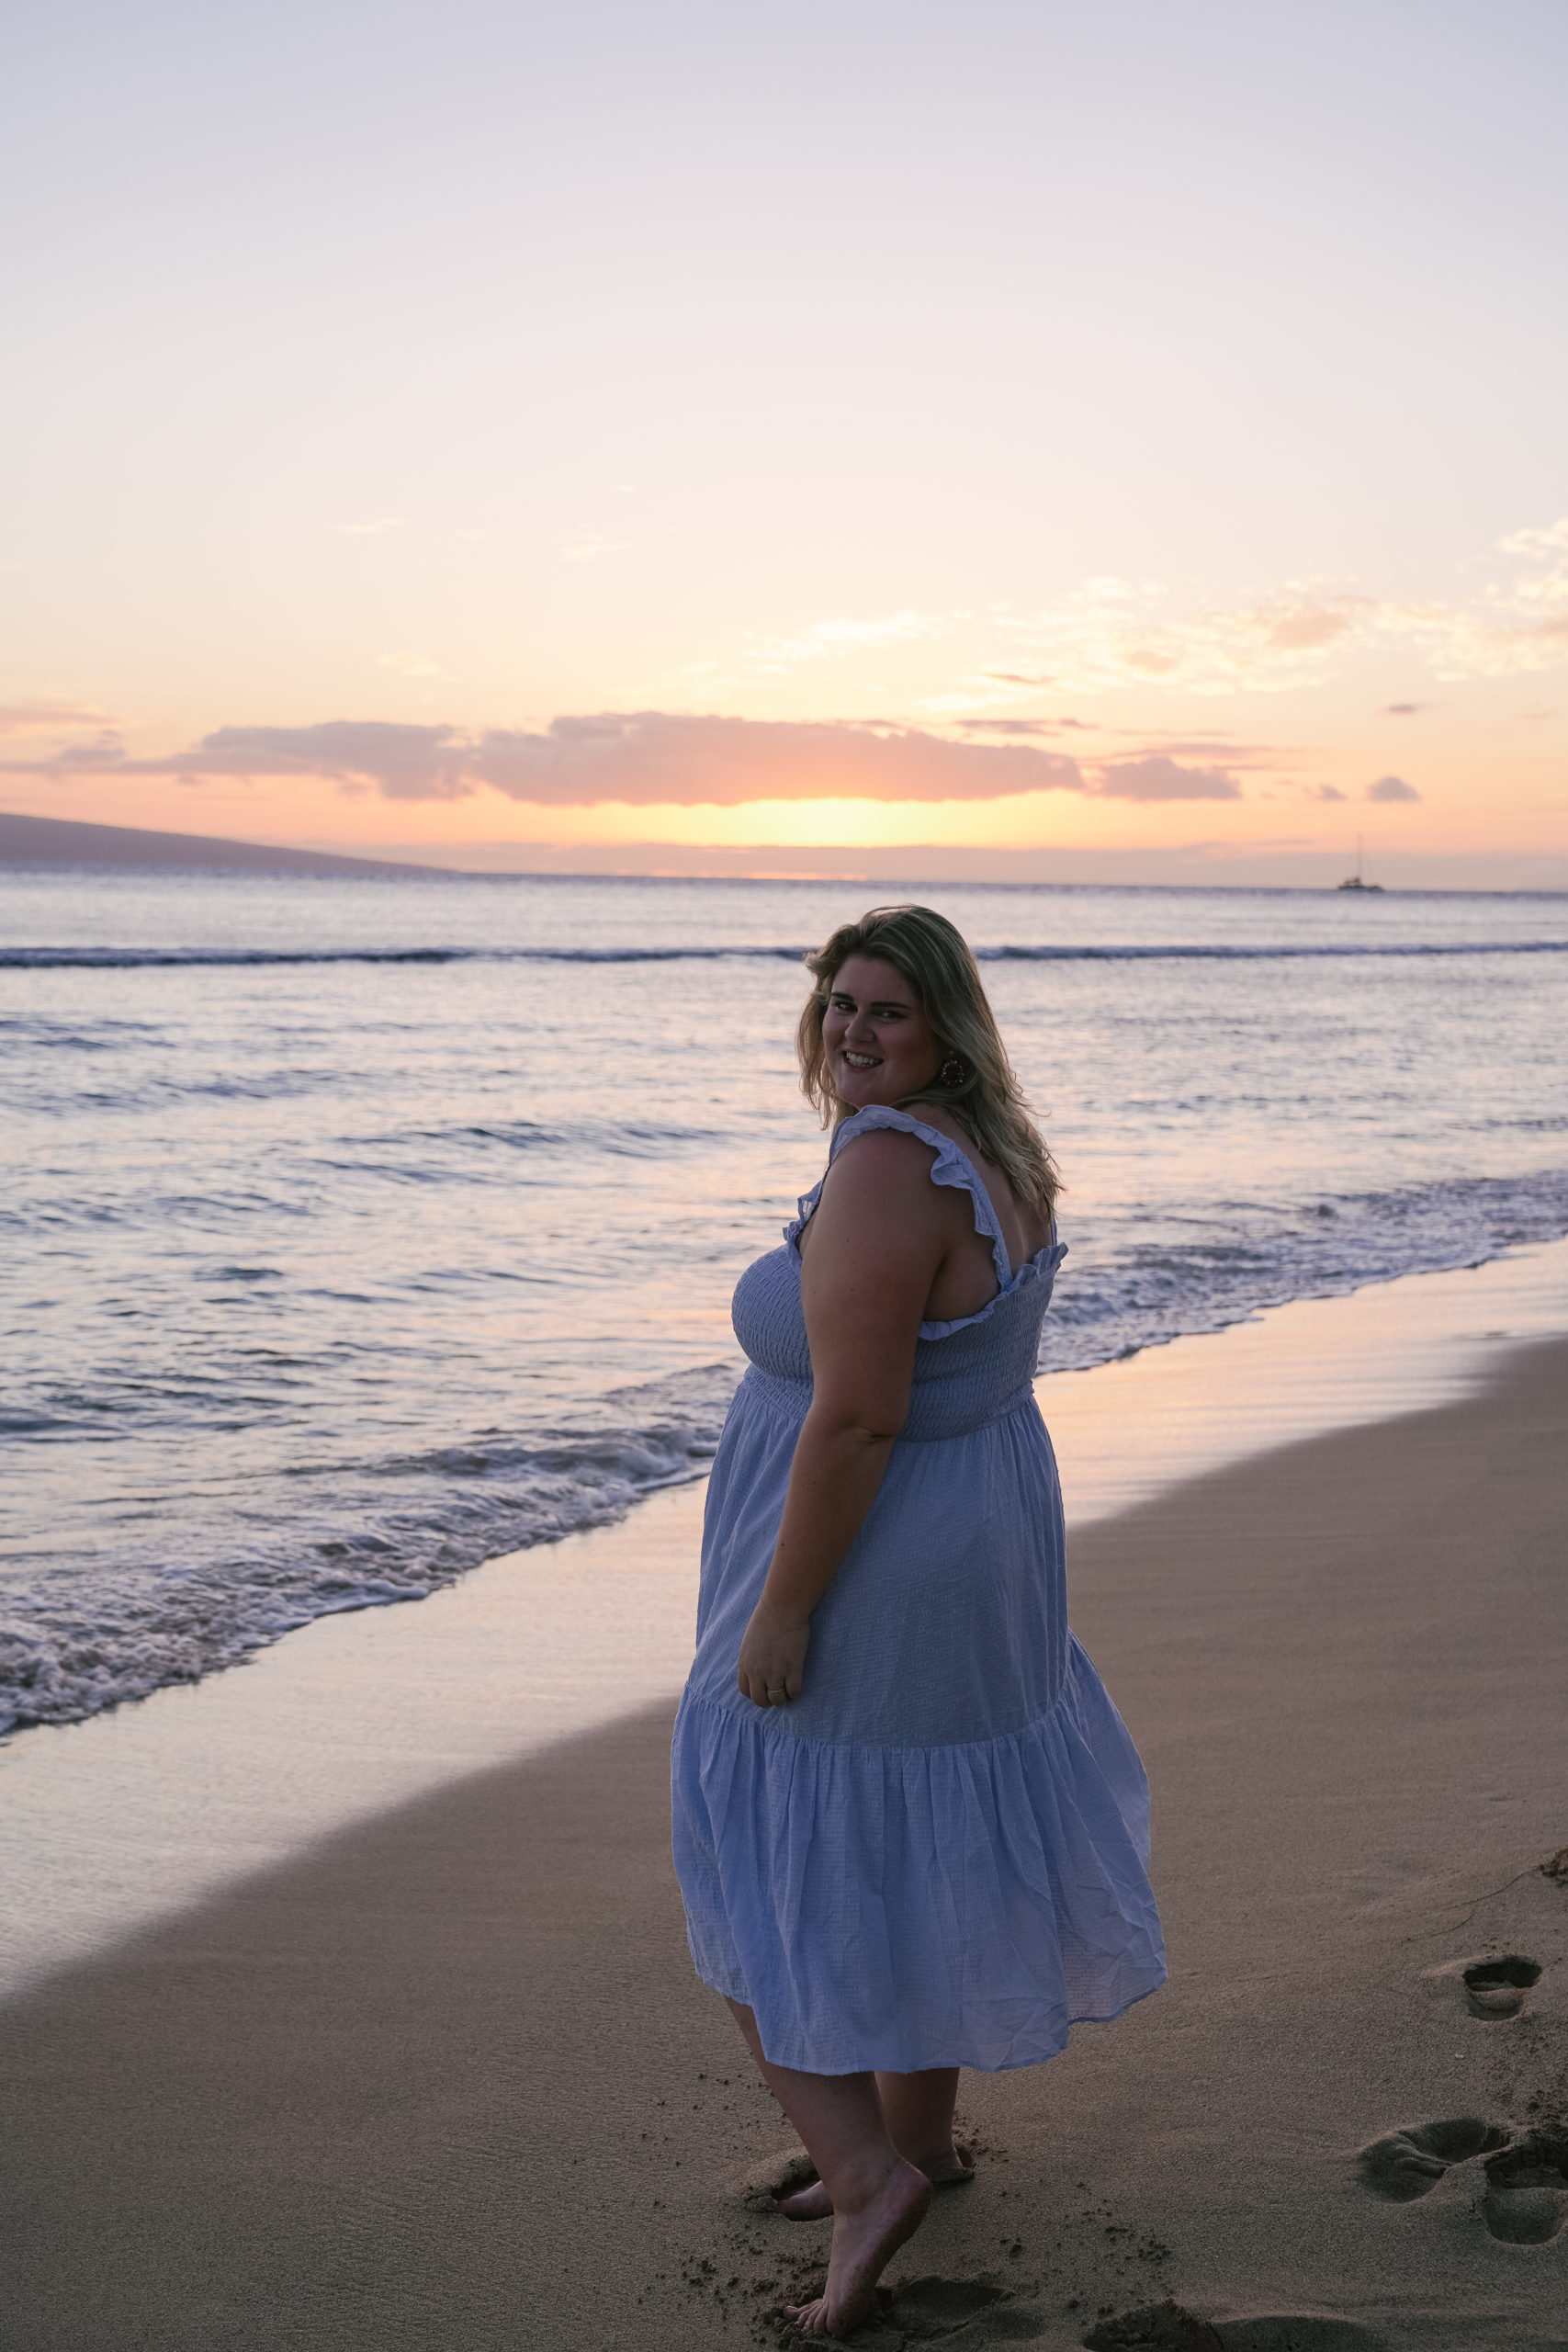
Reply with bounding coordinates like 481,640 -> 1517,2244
6,810 -> 1568,897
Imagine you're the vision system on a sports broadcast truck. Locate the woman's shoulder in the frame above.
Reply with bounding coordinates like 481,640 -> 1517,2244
826,1119 -> 949,1195
807,1122 -> 964,1245
796,1122 -> 958,1274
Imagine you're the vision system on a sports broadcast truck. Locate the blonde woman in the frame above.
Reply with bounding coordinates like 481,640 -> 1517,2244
671,906 -> 1165,2336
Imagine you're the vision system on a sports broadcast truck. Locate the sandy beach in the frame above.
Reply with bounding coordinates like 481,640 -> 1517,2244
4,1327 -> 1565,2350
8,2 -> 1567,2338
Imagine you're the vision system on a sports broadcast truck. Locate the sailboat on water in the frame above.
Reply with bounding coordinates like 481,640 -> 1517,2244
1337,833 -> 1384,892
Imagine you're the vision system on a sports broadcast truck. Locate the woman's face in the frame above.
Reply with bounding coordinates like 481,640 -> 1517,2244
821,955 -> 942,1110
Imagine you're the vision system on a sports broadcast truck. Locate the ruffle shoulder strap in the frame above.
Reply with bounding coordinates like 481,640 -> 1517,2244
824,1104 -> 1014,1292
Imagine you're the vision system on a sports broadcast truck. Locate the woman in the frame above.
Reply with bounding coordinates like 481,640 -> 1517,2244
671,905 -> 1165,2337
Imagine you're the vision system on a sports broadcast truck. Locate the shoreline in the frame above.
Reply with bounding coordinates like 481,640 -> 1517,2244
3,1236 -> 1568,2000
4,1321 -> 1565,2346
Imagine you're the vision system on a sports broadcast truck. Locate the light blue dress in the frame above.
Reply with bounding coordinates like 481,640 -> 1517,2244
671,1106 -> 1167,2075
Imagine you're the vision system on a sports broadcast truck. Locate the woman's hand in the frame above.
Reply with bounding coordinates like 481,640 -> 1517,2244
738,1600 -> 810,1708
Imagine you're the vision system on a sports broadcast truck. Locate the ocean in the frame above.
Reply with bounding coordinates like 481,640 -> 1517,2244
3,866 -> 1565,1738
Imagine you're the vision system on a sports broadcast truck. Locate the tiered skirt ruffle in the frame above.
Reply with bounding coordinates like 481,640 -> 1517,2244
671,1634 -> 1168,2075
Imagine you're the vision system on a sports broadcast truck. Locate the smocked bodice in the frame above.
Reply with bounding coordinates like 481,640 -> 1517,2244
731,1105 -> 1066,1442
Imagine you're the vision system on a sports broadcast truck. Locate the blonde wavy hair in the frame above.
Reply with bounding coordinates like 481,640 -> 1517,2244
796,904 -> 1059,1218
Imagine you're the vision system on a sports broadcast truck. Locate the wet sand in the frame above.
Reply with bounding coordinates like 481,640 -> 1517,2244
4,1338 -> 1566,2349
9,1237 -> 1567,2004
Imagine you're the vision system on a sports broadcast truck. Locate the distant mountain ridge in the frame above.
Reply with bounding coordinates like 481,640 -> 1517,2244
0,811 -> 446,876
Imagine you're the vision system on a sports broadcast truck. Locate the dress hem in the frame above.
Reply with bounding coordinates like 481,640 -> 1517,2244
687,1951 -> 1168,2076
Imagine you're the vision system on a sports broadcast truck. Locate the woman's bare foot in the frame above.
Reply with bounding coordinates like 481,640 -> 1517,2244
773,2175 -> 835,2221
925,2151 -> 976,2188
784,2158 -> 931,2336
773,2144 -> 974,2221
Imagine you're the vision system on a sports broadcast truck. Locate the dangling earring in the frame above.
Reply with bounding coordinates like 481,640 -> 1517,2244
938,1053 -> 968,1088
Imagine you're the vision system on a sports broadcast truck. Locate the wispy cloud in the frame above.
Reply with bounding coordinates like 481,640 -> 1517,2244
729,525 -> 1568,706
1096,755 -> 1242,802
0,700 -> 108,734
558,527 -> 629,565
378,651 -> 452,680
745,613 -> 942,673
951,717 -> 1088,738
997,582 -> 1382,696
1498,516 -> 1568,560
1366,774 -> 1420,802
982,580 -> 1357,696
331,516 -> 408,537
1369,601 -> 1568,680
1123,736 -> 1295,770
1348,522 -> 1568,682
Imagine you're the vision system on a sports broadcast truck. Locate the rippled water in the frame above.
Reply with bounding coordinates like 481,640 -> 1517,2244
3,867 -> 1565,1734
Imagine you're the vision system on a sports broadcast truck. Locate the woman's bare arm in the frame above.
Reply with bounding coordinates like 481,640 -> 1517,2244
736,1131 -> 956,1708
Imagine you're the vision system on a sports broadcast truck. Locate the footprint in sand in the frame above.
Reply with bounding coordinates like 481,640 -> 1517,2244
879,2275 -> 1022,2338
771,2274 -> 1032,2345
1481,2127 -> 1568,2245
1082,2302 -> 1376,2350
1357,2115 -> 1568,2246
1355,2116 -> 1511,2202
778,2280 -> 1376,2348
1461,1954 -> 1543,2019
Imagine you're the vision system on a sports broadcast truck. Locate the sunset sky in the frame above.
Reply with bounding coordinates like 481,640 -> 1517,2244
4,0 -> 1565,884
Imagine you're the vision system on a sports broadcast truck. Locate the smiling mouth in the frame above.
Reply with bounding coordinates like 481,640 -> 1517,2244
841,1051 -> 881,1069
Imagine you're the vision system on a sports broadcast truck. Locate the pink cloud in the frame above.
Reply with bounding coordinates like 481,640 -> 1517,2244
6,713 -> 1089,807
1094,755 -> 1242,802
1366,774 -> 1420,802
